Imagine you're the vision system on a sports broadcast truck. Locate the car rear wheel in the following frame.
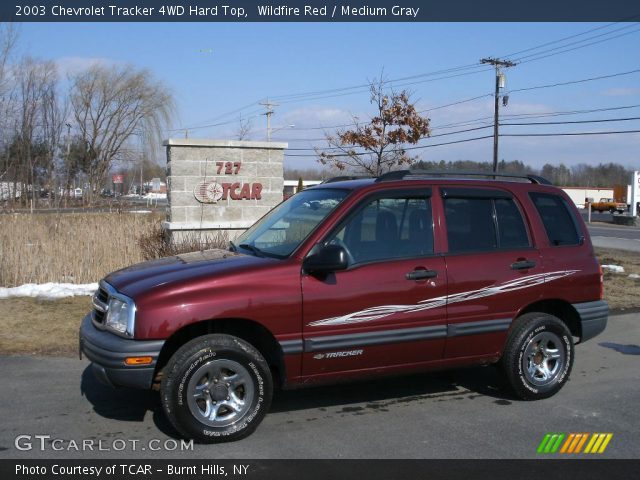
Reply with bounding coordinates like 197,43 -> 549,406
161,334 -> 272,443
500,313 -> 574,400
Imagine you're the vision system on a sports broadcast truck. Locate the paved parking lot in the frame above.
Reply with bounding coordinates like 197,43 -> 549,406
0,312 -> 638,459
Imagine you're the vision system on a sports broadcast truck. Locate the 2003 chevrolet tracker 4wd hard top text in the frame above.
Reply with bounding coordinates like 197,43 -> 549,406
80,170 -> 608,442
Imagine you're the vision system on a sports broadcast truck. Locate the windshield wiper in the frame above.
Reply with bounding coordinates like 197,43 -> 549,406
229,240 -> 238,252
238,243 -> 264,257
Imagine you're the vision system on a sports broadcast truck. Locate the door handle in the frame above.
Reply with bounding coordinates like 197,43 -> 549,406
511,259 -> 536,270
406,269 -> 438,280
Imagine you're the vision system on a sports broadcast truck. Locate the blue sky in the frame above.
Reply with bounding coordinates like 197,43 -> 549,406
16,22 -> 640,170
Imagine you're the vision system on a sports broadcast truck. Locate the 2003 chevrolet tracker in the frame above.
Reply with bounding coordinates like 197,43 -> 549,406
80,170 -> 608,442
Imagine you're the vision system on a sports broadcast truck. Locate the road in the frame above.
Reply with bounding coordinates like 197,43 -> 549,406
585,222 -> 640,252
0,313 -> 638,459
577,210 -> 640,252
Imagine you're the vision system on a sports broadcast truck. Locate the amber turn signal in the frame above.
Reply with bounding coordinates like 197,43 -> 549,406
124,356 -> 153,366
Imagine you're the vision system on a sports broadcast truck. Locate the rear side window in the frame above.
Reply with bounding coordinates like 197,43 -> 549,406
529,192 -> 581,246
444,195 -> 530,253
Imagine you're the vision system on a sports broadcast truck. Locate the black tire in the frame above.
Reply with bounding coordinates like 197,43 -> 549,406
161,334 -> 273,443
500,313 -> 574,400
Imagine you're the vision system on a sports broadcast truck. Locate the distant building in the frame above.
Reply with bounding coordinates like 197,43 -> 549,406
561,187 -> 615,209
283,179 -> 322,199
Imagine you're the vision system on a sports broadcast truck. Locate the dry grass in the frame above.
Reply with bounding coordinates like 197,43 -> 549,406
0,296 -> 91,356
0,211 -> 232,356
137,223 -> 229,260
0,212 -> 162,286
595,247 -> 640,311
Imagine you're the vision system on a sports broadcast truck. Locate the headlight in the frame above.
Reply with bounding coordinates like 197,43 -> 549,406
105,295 -> 135,337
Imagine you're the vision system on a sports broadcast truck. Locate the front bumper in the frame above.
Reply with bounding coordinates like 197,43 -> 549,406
79,314 -> 165,389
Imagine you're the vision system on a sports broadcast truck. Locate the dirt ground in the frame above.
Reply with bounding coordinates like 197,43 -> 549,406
595,247 -> 640,311
0,247 -> 637,357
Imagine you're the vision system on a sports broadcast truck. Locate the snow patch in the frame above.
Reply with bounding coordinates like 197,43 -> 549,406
144,192 -> 166,200
601,264 -> 625,273
629,273 -> 640,279
0,283 -> 98,300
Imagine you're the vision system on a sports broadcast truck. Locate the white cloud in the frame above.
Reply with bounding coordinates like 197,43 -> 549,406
282,106 -> 361,130
54,56 -> 118,76
602,87 -> 640,97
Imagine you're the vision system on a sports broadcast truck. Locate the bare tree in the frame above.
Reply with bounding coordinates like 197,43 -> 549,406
317,75 -> 431,177
235,113 -> 252,140
10,58 -> 61,209
0,23 -> 19,185
69,64 -> 174,202
0,23 -> 18,94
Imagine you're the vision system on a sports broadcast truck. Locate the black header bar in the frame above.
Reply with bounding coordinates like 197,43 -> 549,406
2,459 -> 640,480
1,1 -> 640,22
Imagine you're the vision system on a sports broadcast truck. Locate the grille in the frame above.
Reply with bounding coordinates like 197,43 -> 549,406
96,287 -> 108,304
92,285 -> 109,325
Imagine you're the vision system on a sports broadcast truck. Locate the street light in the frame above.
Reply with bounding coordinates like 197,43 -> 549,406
268,124 -> 295,141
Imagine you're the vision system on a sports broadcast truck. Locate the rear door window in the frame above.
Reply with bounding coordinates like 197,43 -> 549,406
443,189 -> 530,253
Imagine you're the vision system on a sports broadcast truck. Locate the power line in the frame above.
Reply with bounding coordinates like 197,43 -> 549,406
284,125 -> 494,151
502,129 -> 640,137
514,28 -> 640,66
281,67 -> 640,134
165,111 -> 263,133
284,135 -> 495,157
284,128 -> 640,158
509,23 -> 640,63
173,20 -> 640,134
282,114 -> 640,149
499,103 -> 640,120
276,106 -> 640,143
502,19 -> 638,59
274,21 -> 640,106
168,102 -> 263,132
501,116 -> 640,126
276,67 -> 493,105
271,64 -> 488,102
510,68 -> 640,94
275,21 -> 639,105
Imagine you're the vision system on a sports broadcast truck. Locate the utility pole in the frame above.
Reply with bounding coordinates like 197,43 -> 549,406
260,99 -> 278,141
480,57 -> 516,173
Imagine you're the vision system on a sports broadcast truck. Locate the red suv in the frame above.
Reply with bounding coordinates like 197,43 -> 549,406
80,171 -> 608,442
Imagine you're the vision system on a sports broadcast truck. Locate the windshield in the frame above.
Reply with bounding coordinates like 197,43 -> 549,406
234,188 -> 349,258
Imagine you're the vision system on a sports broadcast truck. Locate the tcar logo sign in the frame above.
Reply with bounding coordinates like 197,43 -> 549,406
192,161 -> 263,204
194,181 -> 224,203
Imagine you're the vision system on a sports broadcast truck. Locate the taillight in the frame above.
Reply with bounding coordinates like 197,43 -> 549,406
598,264 -> 604,300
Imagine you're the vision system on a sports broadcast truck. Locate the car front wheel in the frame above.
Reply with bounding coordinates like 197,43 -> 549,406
501,313 -> 574,400
161,334 -> 272,443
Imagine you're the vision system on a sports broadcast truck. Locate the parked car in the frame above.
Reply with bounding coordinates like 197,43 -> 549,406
80,170 -> 608,442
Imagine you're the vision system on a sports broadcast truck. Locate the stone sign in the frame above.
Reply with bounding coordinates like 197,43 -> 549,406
163,139 -> 287,241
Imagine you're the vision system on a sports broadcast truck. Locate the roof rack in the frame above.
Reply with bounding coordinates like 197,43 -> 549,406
322,175 -> 371,184
375,170 -> 552,185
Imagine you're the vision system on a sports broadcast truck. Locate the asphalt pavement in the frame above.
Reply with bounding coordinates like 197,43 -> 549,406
0,312 -> 638,459
586,222 -> 640,252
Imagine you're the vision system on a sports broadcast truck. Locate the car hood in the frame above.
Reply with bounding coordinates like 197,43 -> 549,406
104,249 -> 273,299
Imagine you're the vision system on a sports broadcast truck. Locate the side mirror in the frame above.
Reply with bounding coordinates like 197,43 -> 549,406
303,244 -> 349,274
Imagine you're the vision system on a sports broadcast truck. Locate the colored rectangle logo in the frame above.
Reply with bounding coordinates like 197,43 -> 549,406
538,433 -> 613,454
